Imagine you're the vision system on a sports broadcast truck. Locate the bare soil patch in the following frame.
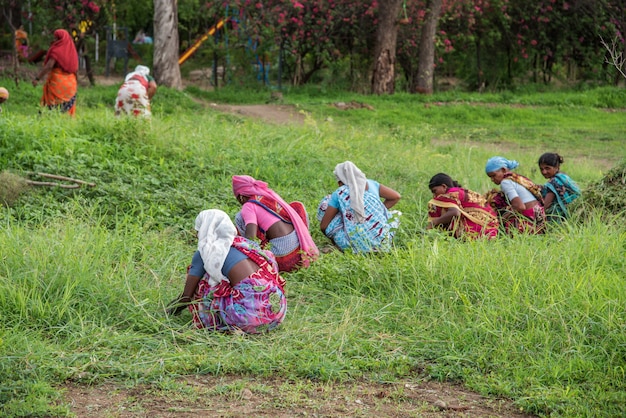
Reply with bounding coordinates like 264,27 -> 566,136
206,103 -> 307,125
63,375 -> 534,417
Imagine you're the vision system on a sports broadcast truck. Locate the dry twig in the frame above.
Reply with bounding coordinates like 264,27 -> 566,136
600,35 -> 626,80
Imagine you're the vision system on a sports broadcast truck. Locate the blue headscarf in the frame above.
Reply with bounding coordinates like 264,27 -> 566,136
485,156 -> 519,173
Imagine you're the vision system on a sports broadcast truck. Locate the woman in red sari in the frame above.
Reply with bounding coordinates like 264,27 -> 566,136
32,29 -> 78,116
427,173 -> 499,239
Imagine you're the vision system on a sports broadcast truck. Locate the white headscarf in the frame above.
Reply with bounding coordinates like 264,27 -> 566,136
125,65 -> 150,82
334,161 -> 367,223
194,209 -> 236,286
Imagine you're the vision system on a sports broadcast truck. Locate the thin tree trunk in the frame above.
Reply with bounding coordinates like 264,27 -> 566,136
76,36 -> 95,86
414,0 -> 442,94
371,0 -> 403,95
153,0 -> 183,89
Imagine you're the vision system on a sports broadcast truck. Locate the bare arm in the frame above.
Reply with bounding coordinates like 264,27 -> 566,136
147,81 -> 157,99
245,223 -> 258,240
428,207 -> 460,229
379,184 -> 401,209
509,196 -> 527,212
32,58 -> 56,86
543,191 -> 555,210
319,205 -> 339,232
166,273 -> 201,315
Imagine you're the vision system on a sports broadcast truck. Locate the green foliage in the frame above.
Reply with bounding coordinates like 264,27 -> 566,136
1,80 -> 626,416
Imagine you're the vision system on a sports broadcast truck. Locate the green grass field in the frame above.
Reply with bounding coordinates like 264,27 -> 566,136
1,78 -> 626,417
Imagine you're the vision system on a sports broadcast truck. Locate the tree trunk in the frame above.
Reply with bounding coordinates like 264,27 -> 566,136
75,36 -> 95,86
153,0 -> 183,89
414,0 -> 443,94
371,0 -> 403,95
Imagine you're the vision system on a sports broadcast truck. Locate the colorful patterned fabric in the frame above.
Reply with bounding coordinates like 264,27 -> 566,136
486,172 -> 546,235
235,196 -> 310,272
541,172 -> 581,221
41,67 -> 77,115
115,79 -> 152,117
428,187 -> 499,239
235,212 -> 303,273
188,236 -> 287,334
232,175 -> 318,265
317,185 -> 400,253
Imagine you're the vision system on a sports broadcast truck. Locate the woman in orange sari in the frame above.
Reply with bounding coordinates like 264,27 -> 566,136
427,173 -> 499,239
32,29 -> 78,116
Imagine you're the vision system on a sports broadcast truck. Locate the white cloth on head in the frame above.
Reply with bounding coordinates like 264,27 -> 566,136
194,209 -> 236,286
125,65 -> 150,82
333,161 -> 367,223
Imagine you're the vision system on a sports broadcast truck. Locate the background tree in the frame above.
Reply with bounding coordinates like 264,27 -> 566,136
414,0 -> 442,93
371,0 -> 403,94
153,0 -> 182,89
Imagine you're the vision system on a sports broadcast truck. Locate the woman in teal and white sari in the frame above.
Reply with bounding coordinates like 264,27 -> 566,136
317,161 -> 401,253
538,153 -> 581,221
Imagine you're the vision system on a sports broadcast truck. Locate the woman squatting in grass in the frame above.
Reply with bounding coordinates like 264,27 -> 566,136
317,161 -> 401,252
427,173 -> 499,239
485,156 -> 546,235
167,209 -> 287,334
232,175 -> 318,272
538,152 -> 581,222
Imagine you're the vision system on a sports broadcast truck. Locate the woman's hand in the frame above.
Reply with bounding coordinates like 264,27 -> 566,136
428,207 -> 460,229
147,81 -> 157,99
166,294 -> 191,316
33,58 -> 56,87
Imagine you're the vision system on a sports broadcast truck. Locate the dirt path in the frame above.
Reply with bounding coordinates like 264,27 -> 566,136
63,375 -> 533,417
206,102 -> 307,125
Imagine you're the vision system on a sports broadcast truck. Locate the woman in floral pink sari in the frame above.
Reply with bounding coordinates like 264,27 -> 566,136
427,173 -> 499,239
167,209 -> 286,334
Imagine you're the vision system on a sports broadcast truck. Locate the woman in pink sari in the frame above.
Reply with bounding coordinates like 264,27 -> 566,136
232,175 -> 318,272
427,173 -> 499,239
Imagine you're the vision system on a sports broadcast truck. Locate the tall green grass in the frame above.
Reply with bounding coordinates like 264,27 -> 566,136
1,78 -> 625,416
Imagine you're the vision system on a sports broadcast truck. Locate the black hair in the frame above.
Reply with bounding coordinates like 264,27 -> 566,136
538,152 -> 564,168
428,173 -> 462,189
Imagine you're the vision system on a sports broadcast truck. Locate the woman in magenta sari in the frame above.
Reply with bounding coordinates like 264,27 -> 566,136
232,175 -> 318,272
427,173 -> 499,239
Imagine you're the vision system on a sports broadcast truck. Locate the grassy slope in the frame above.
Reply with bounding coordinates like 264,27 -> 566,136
1,79 -> 626,417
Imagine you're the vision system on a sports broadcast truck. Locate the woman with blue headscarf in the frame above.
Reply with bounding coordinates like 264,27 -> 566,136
485,156 -> 546,234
